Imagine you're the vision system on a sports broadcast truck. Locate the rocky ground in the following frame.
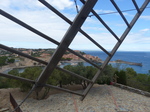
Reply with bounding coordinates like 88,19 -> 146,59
0,84 -> 150,112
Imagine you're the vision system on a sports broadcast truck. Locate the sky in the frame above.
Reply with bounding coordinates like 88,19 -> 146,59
0,0 -> 150,51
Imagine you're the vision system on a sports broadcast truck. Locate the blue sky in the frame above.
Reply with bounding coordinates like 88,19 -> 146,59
0,0 -> 150,51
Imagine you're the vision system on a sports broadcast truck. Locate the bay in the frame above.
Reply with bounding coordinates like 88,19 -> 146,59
82,51 -> 150,74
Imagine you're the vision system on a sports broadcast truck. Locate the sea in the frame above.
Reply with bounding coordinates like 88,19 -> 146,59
82,51 -> 150,74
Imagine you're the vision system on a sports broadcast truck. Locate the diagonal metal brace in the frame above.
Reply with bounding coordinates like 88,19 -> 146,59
35,0 -> 97,92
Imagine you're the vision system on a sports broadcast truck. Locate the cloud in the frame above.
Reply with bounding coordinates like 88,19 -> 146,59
123,30 -> 150,45
0,0 -> 74,11
140,28 -> 150,32
0,0 -> 10,8
95,9 -> 115,14
47,0 -> 74,10
140,15 -> 150,20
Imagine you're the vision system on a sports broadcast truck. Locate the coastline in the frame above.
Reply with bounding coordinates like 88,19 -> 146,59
61,59 -> 142,67
1,59 -> 142,74
109,60 -> 142,66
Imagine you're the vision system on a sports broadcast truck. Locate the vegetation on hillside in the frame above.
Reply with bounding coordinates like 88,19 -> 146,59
0,63 -> 150,99
0,56 -> 15,67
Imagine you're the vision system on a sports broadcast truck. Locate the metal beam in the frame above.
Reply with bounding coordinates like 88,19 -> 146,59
67,49 -> 100,68
36,0 -> 97,92
0,44 -> 47,65
81,0 -> 150,100
79,30 -> 111,56
80,0 -> 120,42
132,0 -> 140,13
44,84 -> 83,96
56,67 -> 93,83
0,9 -> 58,45
0,72 -> 35,84
110,0 -> 130,27
91,10 -> 120,42
39,0 -> 111,56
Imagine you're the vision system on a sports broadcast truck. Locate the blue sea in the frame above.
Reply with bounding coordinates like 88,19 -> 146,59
82,51 -> 150,74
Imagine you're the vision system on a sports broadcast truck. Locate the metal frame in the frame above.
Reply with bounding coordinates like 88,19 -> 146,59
0,0 -> 149,106
36,0 -> 97,91
81,0 -> 150,100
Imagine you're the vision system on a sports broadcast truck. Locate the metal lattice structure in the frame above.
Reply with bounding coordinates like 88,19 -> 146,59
0,0 -> 150,109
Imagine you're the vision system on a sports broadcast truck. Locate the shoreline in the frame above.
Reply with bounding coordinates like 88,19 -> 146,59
109,60 -> 142,66
0,59 -> 142,74
61,59 -> 142,66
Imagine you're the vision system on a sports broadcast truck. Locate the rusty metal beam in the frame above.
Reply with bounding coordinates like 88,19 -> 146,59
10,93 -> 23,112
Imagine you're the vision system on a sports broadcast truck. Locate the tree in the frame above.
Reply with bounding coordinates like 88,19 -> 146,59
126,67 -> 137,78
135,73 -> 149,91
19,67 -> 42,92
7,58 -> 15,63
8,67 -> 42,92
0,56 -> 7,66
97,64 -> 116,85
8,69 -> 19,76
8,69 -> 20,88
64,65 -> 80,85
0,77 -> 10,88
63,63 -> 97,89
115,70 -> 127,85
147,76 -> 150,92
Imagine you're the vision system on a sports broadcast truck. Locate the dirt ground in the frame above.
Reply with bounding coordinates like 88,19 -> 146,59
1,85 -> 150,112
0,85 -> 83,109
